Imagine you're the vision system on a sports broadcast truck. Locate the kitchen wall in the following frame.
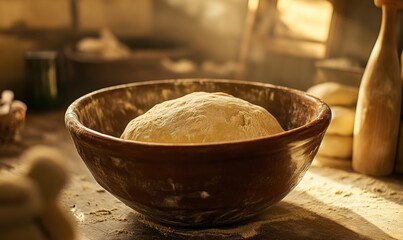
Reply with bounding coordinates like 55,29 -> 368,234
0,0 -> 69,99
0,0 -> 247,102
248,0 -> 385,90
0,0 -> 154,100
0,0 -> 398,102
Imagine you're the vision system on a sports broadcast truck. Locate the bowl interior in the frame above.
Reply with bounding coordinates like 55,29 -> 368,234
74,79 -> 325,141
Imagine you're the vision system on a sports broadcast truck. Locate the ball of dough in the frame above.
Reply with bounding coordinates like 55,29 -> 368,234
0,176 -> 42,228
327,106 -> 355,136
307,82 -> 358,107
318,134 -> 353,159
121,92 -> 284,143
23,146 -> 67,203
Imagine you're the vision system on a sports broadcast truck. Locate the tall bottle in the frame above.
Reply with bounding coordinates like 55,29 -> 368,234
353,0 -> 402,176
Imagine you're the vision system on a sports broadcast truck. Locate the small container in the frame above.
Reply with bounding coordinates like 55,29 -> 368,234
25,51 -> 65,110
0,101 -> 26,143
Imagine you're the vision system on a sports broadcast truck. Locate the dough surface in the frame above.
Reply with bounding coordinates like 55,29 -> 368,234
121,92 -> 284,143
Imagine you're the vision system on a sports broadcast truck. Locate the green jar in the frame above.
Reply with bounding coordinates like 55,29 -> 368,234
25,51 -> 65,110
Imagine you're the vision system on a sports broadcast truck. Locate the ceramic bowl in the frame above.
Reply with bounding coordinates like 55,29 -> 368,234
65,79 -> 331,227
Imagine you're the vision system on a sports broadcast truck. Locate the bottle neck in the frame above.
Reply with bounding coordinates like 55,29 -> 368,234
379,5 -> 397,46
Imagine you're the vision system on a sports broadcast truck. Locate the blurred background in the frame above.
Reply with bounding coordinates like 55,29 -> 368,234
0,0 -> 402,108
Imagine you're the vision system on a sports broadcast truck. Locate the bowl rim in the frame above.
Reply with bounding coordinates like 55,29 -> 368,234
65,78 -> 331,147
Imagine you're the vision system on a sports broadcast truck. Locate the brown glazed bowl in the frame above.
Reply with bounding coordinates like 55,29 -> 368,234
65,79 -> 331,227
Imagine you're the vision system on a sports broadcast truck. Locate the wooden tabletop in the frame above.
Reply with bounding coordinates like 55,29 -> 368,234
1,111 -> 402,240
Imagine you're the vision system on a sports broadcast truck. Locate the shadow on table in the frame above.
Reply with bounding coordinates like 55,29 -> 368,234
114,196 -> 396,240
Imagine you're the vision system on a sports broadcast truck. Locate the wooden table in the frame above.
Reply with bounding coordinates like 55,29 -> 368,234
1,111 -> 402,240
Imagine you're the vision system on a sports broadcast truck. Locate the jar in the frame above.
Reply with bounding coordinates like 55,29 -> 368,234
25,51 -> 65,110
